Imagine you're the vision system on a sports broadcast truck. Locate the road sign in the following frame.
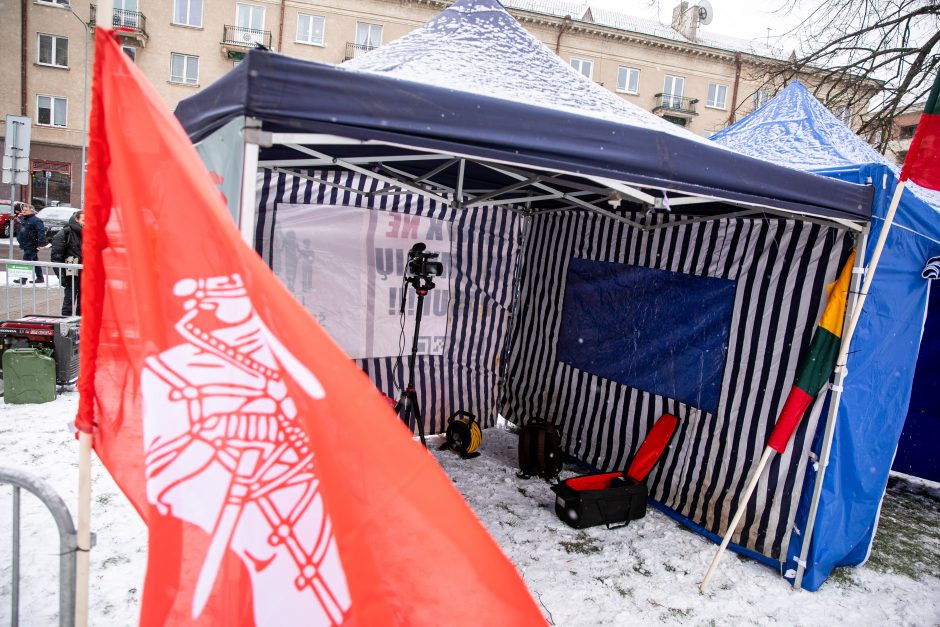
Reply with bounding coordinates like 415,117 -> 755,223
2,115 -> 31,186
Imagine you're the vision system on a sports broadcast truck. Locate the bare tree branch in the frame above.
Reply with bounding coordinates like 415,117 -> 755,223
753,0 -> 940,152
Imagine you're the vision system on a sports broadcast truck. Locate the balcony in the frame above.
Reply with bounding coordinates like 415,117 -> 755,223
344,42 -> 377,61
90,5 -> 148,44
652,94 -> 699,118
222,25 -> 273,59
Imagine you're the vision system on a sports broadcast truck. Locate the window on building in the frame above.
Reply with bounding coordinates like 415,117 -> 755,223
122,45 -> 137,62
37,95 -> 67,127
662,75 -> 685,109
706,83 -> 728,109
35,0 -> 69,5
170,53 -> 199,85
838,106 -> 852,126
173,0 -> 203,27
114,0 -> 139,29
753,90 -> 768,109
617,67 -> 639,94
296,14 -> 325,45
355,22 -> 383,49
37,34 -> 68,68
236,3 -> 266,46
570,57 -> 593,79
899,124 -> 918,140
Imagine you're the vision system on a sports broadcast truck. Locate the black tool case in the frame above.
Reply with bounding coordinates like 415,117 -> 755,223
551,472 -> 648,530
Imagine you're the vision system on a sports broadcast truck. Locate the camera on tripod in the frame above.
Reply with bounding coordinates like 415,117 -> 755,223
406,243 -> 443,291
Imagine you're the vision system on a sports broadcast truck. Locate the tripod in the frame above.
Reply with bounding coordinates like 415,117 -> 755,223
394,276 -> 433,447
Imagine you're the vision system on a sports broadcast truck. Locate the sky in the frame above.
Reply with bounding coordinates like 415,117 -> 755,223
586,0 -> 810,50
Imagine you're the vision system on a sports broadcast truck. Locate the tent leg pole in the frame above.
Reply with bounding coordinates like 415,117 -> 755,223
792,222 -> 871,589
792,182 -> 900,588
700,446 -> 775,591
239,118 -> 261,247
455,159 -> 465,207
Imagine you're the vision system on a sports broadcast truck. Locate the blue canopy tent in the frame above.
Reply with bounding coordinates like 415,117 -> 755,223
174,0 -> 895,591
711,81 -> 940,589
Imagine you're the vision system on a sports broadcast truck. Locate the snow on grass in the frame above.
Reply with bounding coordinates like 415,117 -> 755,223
1,393 -> 938,625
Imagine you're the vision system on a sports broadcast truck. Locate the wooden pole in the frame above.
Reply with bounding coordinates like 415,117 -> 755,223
75,430 -> 93,627
700,446 -> 774,592
791,181 -> 906,589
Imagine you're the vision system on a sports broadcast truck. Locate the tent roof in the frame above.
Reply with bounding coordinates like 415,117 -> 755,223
710,82 -> 940,225
174,0 -> 872,222
343,0 -> 704,139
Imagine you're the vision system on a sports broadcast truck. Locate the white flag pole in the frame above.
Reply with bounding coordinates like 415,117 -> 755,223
699,446 -> 774,591
75,430 -> 93,627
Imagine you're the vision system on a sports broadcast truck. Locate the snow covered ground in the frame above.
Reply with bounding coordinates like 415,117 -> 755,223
1,392 -> 938,626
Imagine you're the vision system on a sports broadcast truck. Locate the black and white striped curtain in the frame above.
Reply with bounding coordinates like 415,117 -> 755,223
254,169 -> 522,435
501,209 -> 854,562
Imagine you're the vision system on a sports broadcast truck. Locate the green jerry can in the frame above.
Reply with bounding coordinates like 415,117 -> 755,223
3,347 -> 57,404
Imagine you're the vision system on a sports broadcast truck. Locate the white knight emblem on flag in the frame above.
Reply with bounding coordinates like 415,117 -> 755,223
140,274 -> 351,625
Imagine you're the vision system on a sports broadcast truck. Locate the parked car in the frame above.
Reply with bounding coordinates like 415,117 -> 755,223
36,206 -> 81,239
0,202 -> 27,238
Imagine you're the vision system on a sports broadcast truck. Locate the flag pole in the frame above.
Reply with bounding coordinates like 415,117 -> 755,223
75,429 -> 93,627
75,7 -> 113,624
791,181 -> 904,589
700,446 -> 774,591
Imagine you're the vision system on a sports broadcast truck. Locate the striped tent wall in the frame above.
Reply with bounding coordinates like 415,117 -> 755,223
254,169 -> 522,435
501,210 -> 854,562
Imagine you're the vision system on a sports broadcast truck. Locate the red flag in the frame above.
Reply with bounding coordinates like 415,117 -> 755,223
77,28 -> 544,626
899,70 -> 940,190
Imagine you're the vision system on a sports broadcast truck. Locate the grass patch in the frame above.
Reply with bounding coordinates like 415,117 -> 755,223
866,476 -> 940,581
560,533 -> 602,555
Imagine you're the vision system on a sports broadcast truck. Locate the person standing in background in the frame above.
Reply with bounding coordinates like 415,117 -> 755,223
51,210 -> 84,315
15,206 -> 47,283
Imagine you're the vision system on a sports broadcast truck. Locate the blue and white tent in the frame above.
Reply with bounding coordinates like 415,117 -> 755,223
173,0 -> 930,591
711,82 -> 940,588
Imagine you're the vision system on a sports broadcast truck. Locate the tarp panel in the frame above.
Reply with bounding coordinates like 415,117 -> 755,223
556,259 -> 735,413
253,169 -> 521,434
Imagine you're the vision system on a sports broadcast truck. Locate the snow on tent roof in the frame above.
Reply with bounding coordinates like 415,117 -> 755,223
344,0 -> 708,141
710,81 -> 940,216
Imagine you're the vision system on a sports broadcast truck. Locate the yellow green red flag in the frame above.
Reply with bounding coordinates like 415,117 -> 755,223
768,250 -> 856,453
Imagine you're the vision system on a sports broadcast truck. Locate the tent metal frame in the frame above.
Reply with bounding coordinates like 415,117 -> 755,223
240,122 -> 865,234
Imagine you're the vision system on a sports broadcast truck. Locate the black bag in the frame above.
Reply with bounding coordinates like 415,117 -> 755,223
517,418 -> 562,479
551,473 -> 648,530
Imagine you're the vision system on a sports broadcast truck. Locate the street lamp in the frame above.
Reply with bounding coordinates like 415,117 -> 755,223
64,1 -> 90,210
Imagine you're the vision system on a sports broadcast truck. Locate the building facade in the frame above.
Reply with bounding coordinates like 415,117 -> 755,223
0,0 -> 863,208
884,105 -> 924,165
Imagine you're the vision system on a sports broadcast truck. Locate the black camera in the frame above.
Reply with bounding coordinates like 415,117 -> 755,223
407,243 -> 444,279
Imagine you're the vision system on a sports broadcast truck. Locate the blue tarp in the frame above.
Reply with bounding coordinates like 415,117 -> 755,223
557,259 -> 735,414
711,83 -> 940,590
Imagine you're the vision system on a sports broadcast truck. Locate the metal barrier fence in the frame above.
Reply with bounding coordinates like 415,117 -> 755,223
0,467 -> 79,627
1,259 -> 82,320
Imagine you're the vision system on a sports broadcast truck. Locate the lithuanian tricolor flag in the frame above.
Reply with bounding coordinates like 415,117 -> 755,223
768,250 -> 856,453
900,70 -> 940,191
